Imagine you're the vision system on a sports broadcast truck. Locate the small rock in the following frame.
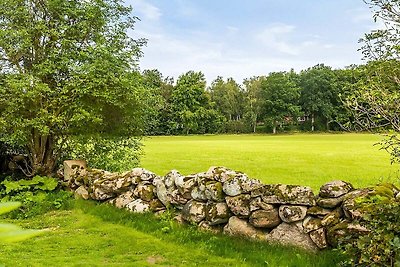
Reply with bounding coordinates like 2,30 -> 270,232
126,199 -> 150,213
169,189 -> 188,207
279,205 -> 308,223
249,208 -> 281,228
134,183 -> 156,202
307,206 -> 332,217
396,192 -> 400,200
342,189 -> 371,219
164,170 -> 180,189
191,186 -> 208,202
266,222 -> 318,251
321,208 -> 343,227
149,199 -> 165,211
182,200 -> 207,223
175,174 -> 197,199
112,190 -> 136,208
249,197 -> 275,212
74,186 -> 90,200
319,180 -> 353,198
90,187 -> 115,201
241,178 -> 263,193
316,195 -> 345,209
303,216 -> 322,233
252,184 -> 316,206
222,176 -> 243,196
223,216 -> 265,239
226,194 -> 251,217
309,228 -> 328,249
205,182 -> 225,202
153,177 -> 170,207
198,221 -> 223,234
206,202 -> 231,225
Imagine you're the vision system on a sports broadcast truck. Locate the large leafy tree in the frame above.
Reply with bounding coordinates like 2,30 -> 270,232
299,64 -> 340,131
243,76 -> 264,133
261,72 -> 301,134
0,0 -> 146,175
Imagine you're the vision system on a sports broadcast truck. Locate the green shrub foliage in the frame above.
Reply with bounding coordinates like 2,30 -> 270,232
338,184 -> 400,266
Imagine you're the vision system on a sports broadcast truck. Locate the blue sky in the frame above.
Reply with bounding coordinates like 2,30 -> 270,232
128,0 -> 379,83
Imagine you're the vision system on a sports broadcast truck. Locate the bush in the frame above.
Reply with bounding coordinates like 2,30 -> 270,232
0,176 -> 72,218
337,183 -> 400,266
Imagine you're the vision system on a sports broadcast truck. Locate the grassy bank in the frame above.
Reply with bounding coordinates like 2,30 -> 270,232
141,133 -> 399,190
0,200 -> 342,266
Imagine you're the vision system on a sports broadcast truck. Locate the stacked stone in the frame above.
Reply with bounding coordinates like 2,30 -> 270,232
66,163 -> 375,251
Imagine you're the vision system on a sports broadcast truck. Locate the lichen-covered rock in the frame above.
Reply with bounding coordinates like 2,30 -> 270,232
149,199 -> 165,211
153,177 -> 170,207
342,189 -> 371,220
126,199 -> 150,213
90,187 -> 115,201
222,176 -> 244,196
316,195 -> 345,209
249,197 -> 275,212
206,166 -> 236,183
252,184 -> 316,206
279,205 -> 308,223
302,216 -> 322,233
226,194 -> 251,217
267,222 -> 318,251
249,208 -> 281,228
134,183 -> 156,202
307,206 -> 332,217
111,190 -> 136,208
191,187 -> 207,202
309,228 -> 328,249
223,216 -> 265,239
206,202 -> 231,225
205,182 -> 225,202
164,170 -> 180,189
182,200 -> 207,223
241,178 -> 263,193
169,189 -> 188,207
319,180 -> 353,198
175,174 -> 197,199
321,208 -> 343,227
74,186 -> 90,200
132,168 -> 157,181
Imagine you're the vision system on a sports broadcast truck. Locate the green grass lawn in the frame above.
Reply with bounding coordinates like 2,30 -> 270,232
0,200 -> 341,267
141,133 -> 399,191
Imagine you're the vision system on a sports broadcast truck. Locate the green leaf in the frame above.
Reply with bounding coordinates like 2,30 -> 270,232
0,202 -> 21,215
0,229 -> 43,243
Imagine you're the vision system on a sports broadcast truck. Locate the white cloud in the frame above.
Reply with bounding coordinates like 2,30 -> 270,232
131,0 -> 161,21
255,24 -> 299,55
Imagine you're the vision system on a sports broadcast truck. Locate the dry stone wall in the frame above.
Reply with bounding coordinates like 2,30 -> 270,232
64,161 -> 390,251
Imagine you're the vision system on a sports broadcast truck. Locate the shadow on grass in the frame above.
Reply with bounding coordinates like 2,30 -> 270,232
76,199 -> 344,267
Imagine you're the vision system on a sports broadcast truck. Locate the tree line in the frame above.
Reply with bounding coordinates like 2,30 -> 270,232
140,64 -> 371,135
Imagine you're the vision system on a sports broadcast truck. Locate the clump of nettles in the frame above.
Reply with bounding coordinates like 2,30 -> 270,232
337,183 -> 400,266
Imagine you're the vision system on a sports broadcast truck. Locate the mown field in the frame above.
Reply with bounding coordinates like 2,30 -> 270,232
141,133 -> 399,191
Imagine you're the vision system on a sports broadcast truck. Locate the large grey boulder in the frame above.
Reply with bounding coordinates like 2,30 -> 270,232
226,194 -> 251,217
266,222 -> 318,251
182,200 -> 207,223
223,216 -> 265,239
278,205 -> 308,223
319,180 -> 353,198
206,202 -> 231,225
222,176 -> 244,196
153,177 -> 170,207
249,208 -> 281,228
251,184 -> 316,206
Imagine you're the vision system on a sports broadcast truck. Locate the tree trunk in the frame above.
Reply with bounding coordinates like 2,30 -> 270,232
27,130 -> 57,176
311,113 -> 315,132
273,122 -> 277,134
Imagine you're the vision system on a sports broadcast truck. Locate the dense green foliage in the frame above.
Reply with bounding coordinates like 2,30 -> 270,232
337,184 -> 400,266
141,134 -> 399,190
0,199 -> 342,266
0,176 -> 71,218
0,0 -> 147,175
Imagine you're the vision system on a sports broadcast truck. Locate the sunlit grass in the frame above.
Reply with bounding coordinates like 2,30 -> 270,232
141,133 -> 399,191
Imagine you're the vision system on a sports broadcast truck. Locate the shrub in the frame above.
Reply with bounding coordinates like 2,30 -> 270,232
337,183 -> 400,266
0,176 -> 72,218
